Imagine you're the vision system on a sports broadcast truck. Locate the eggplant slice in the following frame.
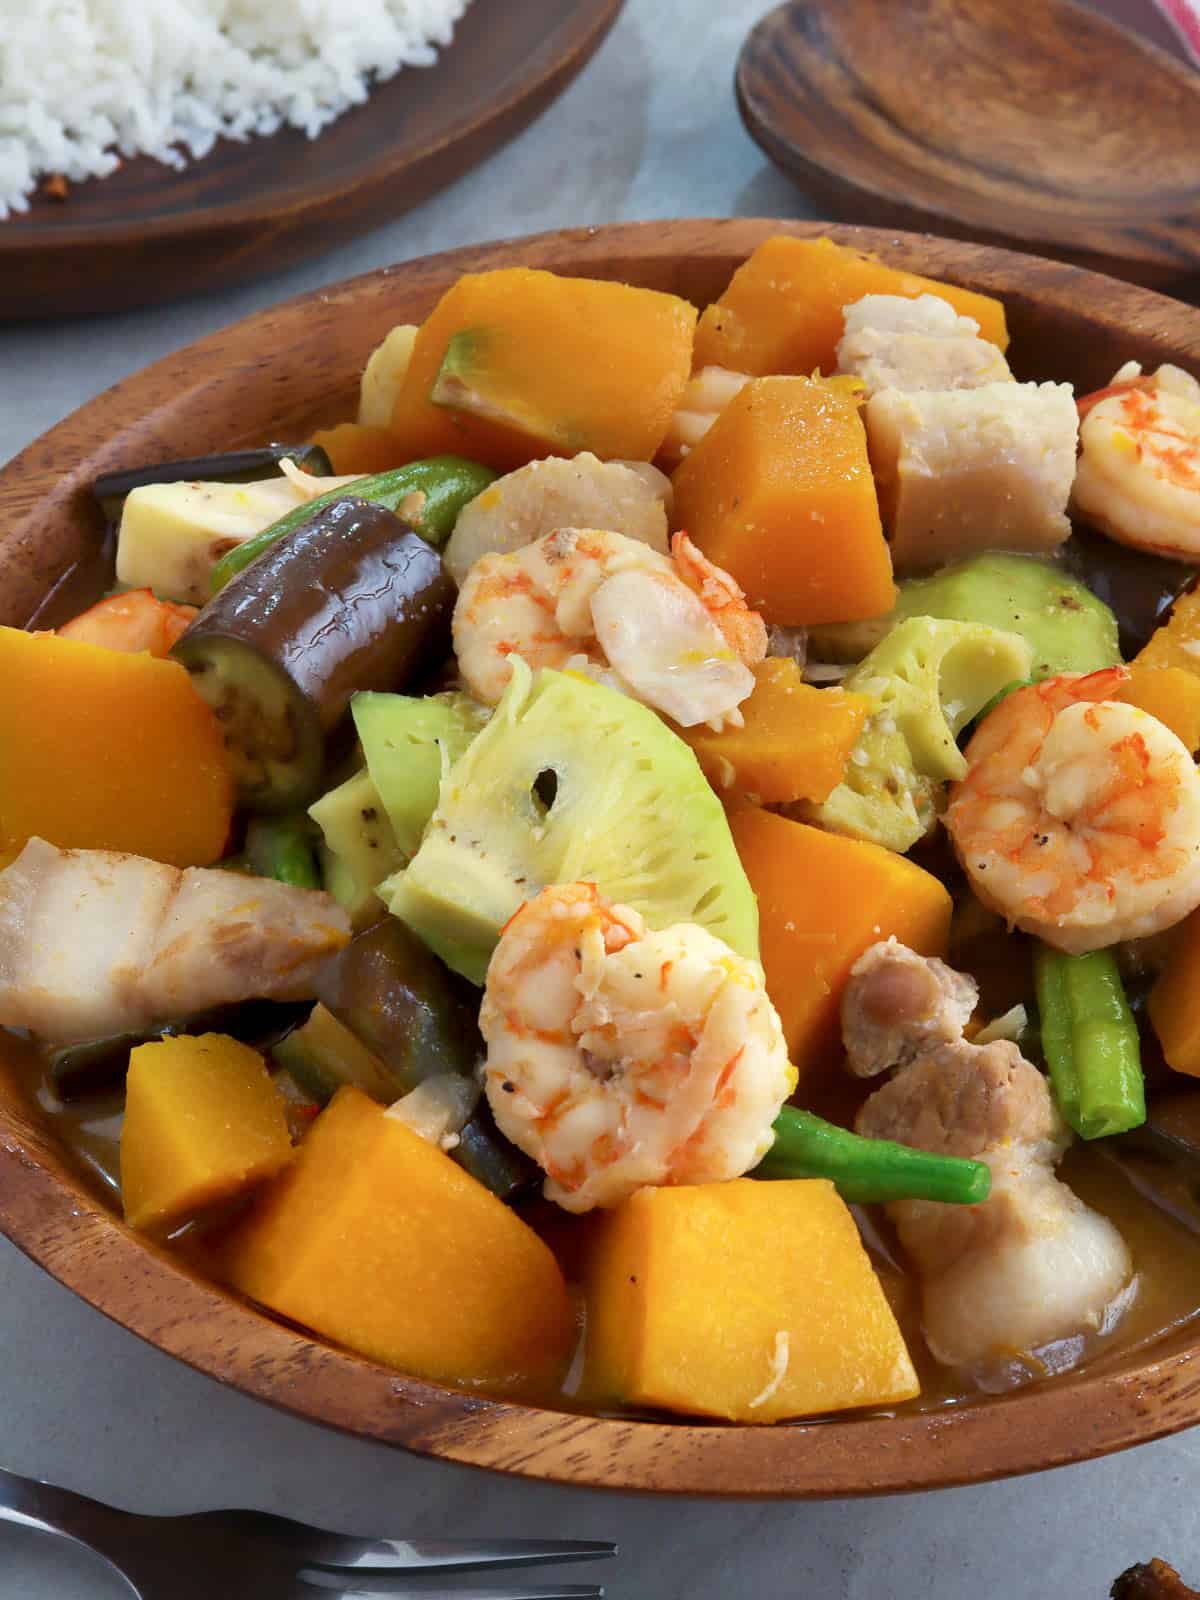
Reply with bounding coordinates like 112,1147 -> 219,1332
172,496 -> 455,811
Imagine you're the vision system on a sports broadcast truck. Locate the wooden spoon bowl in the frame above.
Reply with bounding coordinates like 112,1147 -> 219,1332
3,220 -> 1200,1494
736,0 -> 1200,295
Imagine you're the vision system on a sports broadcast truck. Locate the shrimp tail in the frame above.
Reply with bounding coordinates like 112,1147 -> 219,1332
671,531 -> 768,667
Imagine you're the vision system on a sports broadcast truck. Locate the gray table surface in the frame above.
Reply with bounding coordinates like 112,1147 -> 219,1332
2,1 -> 1197,1595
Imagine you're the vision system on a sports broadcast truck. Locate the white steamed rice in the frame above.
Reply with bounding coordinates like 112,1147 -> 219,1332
0,0 -> 470,218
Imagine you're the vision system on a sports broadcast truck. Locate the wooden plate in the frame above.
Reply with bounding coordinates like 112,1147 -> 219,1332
736,0 -> 1200,295
4,220 -> 1200,1495
0,0 -> 621,321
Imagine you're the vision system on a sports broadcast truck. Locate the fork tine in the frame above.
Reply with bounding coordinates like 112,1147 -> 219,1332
306,1537 -> 616,1574
303,1586 -> 604,1600
218,1512 -> 615,1575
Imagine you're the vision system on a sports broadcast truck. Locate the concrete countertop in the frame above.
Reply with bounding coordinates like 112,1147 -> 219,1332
2,2 -> 1197,1594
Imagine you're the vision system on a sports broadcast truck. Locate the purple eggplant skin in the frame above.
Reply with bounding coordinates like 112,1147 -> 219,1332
172,496 -> 455,813
315,917 -> 483,1092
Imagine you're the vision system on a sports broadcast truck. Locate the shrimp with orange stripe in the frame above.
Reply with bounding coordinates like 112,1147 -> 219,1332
479,882 -> 794,1212
944,666 -> 1200,953
1071,361 -> 1200,559
452,525 -> 767,730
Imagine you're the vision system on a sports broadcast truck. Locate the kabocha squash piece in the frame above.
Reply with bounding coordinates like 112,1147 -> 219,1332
729,805 -> 952,1075
0,627 -> 231,867
120,1034 -> 293,1233
672,376 -> 894,626
309,422 -> 408,476
681,658 -> 871,803
386,268 -> 697,470
1119,666 -> 1200,753
1149,910 -> 1200,1076
220,1086 -> 573,1390
584,1178 -> 918,1422
1136,587 -> 1200,678
693,234 -> 1008,376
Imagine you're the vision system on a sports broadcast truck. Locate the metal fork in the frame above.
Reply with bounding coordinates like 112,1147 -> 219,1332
0,1467 -> 615,1599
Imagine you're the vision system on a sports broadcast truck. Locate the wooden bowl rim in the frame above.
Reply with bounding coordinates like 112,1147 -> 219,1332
4,217 -> 1200,1497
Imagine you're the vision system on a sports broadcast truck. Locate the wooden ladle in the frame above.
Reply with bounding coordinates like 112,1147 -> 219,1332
736,0 -> 1200,294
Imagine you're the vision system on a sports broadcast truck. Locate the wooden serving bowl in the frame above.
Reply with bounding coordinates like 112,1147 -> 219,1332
3,220 -> 1200,1496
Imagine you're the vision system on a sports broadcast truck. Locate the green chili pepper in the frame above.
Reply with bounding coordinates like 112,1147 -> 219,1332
964,677 -> 1035,740
1033,944 -> 1146,1140
209,455 -> 497,592
243,815 -> 322,890
754,1106 -> 990,1205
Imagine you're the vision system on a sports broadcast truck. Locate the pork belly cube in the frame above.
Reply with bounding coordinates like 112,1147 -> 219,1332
0,839 -> 177,1042
866,381 -> 1078,573
838,294 -> 1014,399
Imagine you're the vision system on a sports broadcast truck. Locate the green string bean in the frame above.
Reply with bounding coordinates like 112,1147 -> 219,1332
755,1106 -> 991,1205
1033,944 -> 1146,1140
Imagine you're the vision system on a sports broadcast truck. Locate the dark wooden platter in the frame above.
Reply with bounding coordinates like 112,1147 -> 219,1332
5,220 -> 1200,1495
0,0 -> 621,321
736,0 -> 1200,296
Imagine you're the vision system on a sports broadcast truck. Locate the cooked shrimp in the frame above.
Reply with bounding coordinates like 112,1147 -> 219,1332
944,667 -> 1200,953
56,589 -> 196,656
1071,361 -> 1200,559
480,882 -> 794,1212
453,527 -> 766,728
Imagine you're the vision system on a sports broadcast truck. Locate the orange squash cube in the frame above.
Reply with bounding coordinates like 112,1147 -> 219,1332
310,421 -> 409,476
1118,665 -> 1200,753
0,627 -> 232,867
584,1179 -> 918,1422
694,234 -> 1009,376
729,806 -> 952,1076
220,1086 -> 574,1391
1149,910 -> 1200,1076
384,268 -> 697,471
682,658 -> 871,803
672,376 -> 895,625
1137,591 -> 1200,671
121,1034 -> 293,1233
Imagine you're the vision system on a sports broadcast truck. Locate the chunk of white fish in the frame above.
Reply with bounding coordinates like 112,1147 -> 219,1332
0,837 -> 350,1044
442,452 -> 670,587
